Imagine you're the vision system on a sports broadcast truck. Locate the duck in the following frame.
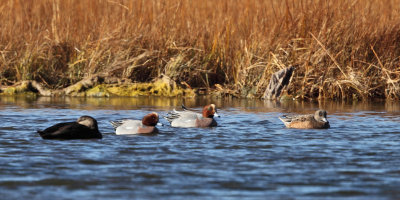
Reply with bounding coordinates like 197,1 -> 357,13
164,104 -> 219,127
279,110 -> 330,129
37,116 -> 102,139
110,112 -> 159,135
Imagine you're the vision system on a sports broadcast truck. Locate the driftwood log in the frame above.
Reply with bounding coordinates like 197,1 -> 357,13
262,66 -> 295,100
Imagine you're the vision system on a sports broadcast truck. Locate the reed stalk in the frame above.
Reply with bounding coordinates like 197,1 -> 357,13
0,0 -> 399,99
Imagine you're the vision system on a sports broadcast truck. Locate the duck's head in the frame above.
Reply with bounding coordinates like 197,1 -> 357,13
314,110 -> 329,123
202,104 -> 219,118
77,116 -> 99,130
142,112 -> 159,126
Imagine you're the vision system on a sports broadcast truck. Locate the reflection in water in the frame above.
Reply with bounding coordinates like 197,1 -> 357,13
0,96 -> 400,199
1,95 -> 399,113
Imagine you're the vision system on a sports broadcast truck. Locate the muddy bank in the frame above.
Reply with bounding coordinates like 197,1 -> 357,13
0,71 -> 288,99
0,75 -> 199,98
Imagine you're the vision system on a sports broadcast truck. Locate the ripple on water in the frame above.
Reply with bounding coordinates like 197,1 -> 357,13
1,98 -> 400,199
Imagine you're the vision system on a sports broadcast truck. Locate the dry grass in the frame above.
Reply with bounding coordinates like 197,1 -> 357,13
1,0 -> 400,100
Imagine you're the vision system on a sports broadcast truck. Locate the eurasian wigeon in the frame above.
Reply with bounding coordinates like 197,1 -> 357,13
110,112 -> 159,135
279,110 -> 330,129
37,116 -> 102,139
164,104 -> 219,127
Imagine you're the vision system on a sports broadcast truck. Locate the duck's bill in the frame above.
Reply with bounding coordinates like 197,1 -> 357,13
157,123 -> 165,126
322,118 -> 328,122
214,112 -> 220,118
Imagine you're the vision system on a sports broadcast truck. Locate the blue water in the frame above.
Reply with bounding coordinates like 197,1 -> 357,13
1,96 -> 400,199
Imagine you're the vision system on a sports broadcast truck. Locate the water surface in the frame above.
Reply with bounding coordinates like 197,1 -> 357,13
1,96 -> 400,199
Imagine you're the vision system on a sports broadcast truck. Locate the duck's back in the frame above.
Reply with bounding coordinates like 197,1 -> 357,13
171,112 -> 217,127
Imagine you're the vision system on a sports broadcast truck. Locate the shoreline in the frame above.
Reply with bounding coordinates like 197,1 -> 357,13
0,76 -> 392,102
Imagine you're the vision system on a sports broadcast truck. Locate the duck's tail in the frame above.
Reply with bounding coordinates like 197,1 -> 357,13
37,130 -> 52,139
182,103 -> 188,111
110,121 -> 123,129
163,109 -> 181,123
278,115 -> 292,127
37,130 -> 45,137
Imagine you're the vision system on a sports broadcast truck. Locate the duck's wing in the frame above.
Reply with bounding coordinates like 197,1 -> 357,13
117,120 -> 142,128
279,114 -> 314,126
110,120 -> 127,129
281,114 -> 313,122
164,109 -> 200,123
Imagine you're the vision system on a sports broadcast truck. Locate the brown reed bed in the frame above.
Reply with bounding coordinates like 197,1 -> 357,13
1,0 -> 400,100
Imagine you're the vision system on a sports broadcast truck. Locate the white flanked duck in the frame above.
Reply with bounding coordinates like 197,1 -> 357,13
164,104 -> 219,128
111,112 -> 159,135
